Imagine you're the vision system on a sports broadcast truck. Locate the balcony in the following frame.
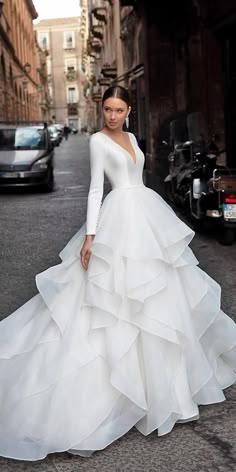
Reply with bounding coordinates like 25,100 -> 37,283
98,76 -> 111,86
65,70 -> 78,81
101,63 -> 117,79
67,103 -> 78,115
92,86 -> 102,102
89,51 -> 101,60
91,7 -> 107,23
87,38 -> 102,59
91,25 -> 104,40
91,38 -> 102,52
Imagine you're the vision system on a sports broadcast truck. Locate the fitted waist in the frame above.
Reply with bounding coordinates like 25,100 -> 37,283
111,183 -> 145,191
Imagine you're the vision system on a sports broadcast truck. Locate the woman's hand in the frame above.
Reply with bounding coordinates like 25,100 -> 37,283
80,235 -> 94,270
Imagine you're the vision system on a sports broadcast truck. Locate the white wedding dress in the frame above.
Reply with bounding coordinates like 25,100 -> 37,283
0,131 -> 236,461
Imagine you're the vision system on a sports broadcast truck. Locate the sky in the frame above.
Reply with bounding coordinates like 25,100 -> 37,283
33,0 -> 81,22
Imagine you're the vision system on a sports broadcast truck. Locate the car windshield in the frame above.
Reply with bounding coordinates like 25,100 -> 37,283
0,127 -> 46,150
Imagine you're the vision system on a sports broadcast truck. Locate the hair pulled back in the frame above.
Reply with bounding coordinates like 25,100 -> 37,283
102,85 -> 131,108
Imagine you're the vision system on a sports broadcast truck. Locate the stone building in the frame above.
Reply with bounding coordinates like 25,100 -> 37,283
34,17 -> 87,130
87,0 -> 236,192
35,36 -> 51,122
0,0 -> 40,122
119,0 -> 236,182
86,0 -> 124,131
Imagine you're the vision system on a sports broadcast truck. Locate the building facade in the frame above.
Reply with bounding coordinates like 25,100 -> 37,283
35,36 -> 51,122
87,0 -> 236,192
34,17 -> 87,130
79,0 -> 95,132
86,0 -> 125,131
0,0 -> 40,122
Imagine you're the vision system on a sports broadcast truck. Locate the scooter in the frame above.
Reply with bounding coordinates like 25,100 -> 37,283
187,145 -> 236,245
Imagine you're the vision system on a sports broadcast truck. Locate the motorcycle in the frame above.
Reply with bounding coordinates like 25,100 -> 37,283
187,147 -> 236,245
163,113 -> 236,245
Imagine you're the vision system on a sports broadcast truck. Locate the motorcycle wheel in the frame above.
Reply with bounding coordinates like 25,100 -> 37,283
219,228 -> 235,246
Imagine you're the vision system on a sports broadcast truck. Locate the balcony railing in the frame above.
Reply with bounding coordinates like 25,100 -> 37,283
65,70 -> 78,81
67,103 -> 78,115
92,86 -> 102,102
91,7 -> 107,23
101,63 -> 117,79
91,25 -> 104,40
91,38 -> 102,52
98,77 -> 111,86
87,38 -> 102,57
64,43 -> 75,50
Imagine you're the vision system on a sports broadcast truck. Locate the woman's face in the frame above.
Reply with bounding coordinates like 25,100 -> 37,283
103,97 -> 130,131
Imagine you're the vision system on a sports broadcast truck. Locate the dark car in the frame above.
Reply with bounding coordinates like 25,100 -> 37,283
0,122 -> 55,192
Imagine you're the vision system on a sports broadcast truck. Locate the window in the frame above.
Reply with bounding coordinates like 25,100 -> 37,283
0,128 -> 46,151
64,32 -> 75,49
68,87 -> 77,103
38,32 -> 49,50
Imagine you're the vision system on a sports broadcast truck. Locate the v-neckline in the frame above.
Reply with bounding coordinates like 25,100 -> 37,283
98,131 -> 137,164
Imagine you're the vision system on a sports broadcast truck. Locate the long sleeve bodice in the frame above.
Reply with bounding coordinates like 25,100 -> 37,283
86,131 -> 145,235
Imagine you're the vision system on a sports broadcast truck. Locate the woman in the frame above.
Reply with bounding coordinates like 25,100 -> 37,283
0,86 -> 235,461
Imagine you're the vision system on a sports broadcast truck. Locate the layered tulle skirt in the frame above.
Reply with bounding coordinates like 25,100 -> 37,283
0,184 -> 235,460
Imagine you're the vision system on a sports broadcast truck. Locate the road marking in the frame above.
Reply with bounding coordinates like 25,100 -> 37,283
54,170 -> 73,175
65,185 -> 86,190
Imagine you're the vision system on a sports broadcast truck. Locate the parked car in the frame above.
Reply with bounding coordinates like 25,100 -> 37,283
54,124 -> 64,142
71,126 -> 78,134
0,122 -> 55,192
48,125 -> 61,147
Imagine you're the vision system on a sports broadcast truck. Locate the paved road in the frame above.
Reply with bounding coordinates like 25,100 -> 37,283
0,134 -> 235,471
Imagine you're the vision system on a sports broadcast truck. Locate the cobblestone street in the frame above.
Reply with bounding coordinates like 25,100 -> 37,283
0,134 -> 235,472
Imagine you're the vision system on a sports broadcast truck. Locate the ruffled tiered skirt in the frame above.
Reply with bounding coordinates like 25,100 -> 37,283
0,185 -> 235,460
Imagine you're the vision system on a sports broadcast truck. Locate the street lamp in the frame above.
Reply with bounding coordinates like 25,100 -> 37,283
0,0 -> 4,17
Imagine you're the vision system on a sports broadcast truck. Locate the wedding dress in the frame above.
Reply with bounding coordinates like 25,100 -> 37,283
0,131 -> 236,461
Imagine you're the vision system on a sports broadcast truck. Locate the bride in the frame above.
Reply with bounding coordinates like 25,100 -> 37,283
0,85 -> 235,461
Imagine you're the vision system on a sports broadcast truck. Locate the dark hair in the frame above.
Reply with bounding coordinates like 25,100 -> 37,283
102,85 -> 131,107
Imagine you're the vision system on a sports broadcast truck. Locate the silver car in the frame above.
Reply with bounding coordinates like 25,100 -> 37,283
0,123 -> 55,192
48,125 -> 61,147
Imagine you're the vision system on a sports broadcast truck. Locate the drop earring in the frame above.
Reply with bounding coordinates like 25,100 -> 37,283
125,115 -> 129,129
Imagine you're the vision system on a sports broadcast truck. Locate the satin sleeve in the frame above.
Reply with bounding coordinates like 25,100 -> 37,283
86,134 -> 105,235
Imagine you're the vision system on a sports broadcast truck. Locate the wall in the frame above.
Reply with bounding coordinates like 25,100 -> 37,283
0,0 -> 40,121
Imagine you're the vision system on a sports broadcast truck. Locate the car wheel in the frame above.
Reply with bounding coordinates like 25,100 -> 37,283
43,168 -> 54,192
